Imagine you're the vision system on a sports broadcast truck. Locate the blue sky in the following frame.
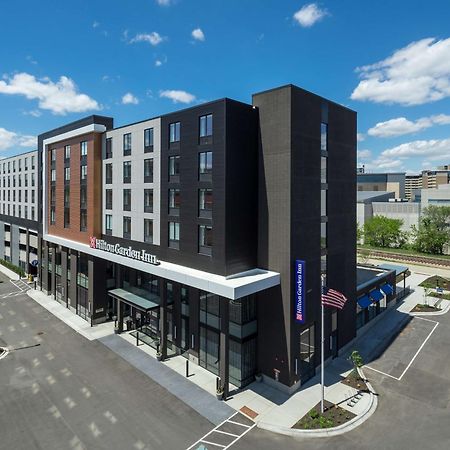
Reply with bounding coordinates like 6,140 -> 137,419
1,0 -> 450,174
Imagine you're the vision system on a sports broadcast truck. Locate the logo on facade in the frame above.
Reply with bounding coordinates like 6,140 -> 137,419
89,236 -> 160,266
294,260 -> 306,324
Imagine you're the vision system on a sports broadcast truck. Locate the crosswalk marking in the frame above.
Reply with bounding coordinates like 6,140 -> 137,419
186,412 -> 256,450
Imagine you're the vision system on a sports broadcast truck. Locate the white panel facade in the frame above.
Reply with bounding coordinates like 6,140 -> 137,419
103,118 -> 161,245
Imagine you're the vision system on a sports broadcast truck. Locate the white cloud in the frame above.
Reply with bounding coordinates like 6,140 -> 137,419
155,60 -> 163,67
92,21 -> 100,28
357,133 -> 365,142
293,3 -> 328,27
351,37 -> 450,105
122,92 -> 139,105
368,114 -> 450,138
0,72 -> 100,115
156,0 -> 172,5
23,109 -> 42,118
160,90 -> 196,104
380,138 -> 450,161
130,32 -> 164,46
0,127 -> 36,151
357,149 -> 372,160
192,28 -> 205,42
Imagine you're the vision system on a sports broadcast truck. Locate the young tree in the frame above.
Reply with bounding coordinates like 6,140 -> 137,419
413,206 -> 450,254
356,222 -> 364,244
363,215 -> 404,248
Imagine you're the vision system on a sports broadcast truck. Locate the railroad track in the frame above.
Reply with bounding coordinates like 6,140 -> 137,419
357,249 -> 450,268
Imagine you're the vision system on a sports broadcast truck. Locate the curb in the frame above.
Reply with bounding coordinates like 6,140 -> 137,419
257,367 -> 378,438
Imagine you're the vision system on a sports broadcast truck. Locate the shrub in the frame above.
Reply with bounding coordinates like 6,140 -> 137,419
0,259 -> 25,277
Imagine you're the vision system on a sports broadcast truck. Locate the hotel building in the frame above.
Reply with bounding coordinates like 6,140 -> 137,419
35,84 -> 358,393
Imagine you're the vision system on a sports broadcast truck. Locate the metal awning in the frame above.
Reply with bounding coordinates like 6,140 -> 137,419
108,288 -> 160,312
376,263 -> 408,277
357,295 -> 372,308
380,283 -> 394,295
369,289 -> 384,302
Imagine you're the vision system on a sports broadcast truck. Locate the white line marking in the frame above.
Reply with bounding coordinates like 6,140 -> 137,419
398,321 -> 439,380
213,430 -> 240,438
414,316 -> 439,324
200,440 -> 226,448
223,423 -> 256,449
226,420 -> 251,428
364,365 -> 400,380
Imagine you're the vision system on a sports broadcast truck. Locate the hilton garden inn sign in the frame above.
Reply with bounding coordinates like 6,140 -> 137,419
89,236 -> 160,265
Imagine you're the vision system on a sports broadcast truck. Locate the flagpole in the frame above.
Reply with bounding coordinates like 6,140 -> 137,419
321,274 -> 325,414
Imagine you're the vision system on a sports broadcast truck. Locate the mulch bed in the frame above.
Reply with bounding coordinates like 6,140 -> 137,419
419,276 -> 450,290
341,370 -> 368,391
411,304 -> 441,313
292,400 -> 356,430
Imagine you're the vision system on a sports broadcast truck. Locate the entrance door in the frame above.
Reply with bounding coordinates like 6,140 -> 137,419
199,327 -> 220,376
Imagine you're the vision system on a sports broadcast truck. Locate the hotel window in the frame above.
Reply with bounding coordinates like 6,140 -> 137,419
123,161 -> 131,183
168,221 -> 180,249
25,174 -> 29,186
80,165 -> 87,181
13,191 -> 16,202
169,155 -> 180,181
321,222 -> 327,250
13,176 -> 15,187
31,190 -> 35,203
8,162 -> 10,173
18,159 -> 21,171
105,214 -> 112,235
199,189 -> 212,219
199,151 -> 212,181
321,123 -> 328,152
105,189 -> 113,210
123,189 -> 131,211
64,186 -> 70,206
199,114 -> 213,141
199,225 -> 213,256
144,189 -> 153,213
31,156 -> 35,169
18,175 -> 21,187
64,167 -> 70,182
299,324 -> 316,381
8,176 -> 10,187
19,191 -> 21,202
64,145 -> 71,160
168,189 -> 180,215
13,161 -> 15,172
169,122 -> 181,144
80,185 -> 87,209
144,219 -> 153,243
24,206 -> 28,219
64,207 -> 70,228
123,133 -> 132,156
31,206 -> 35,220
18,206 -> 21,218
105,163 -> 113,184
24,158 -> 28,170
123,216 -> 131,239
144,158 -> 153,183
80,210 -> 87,232
80,141 -> 88,157
321,156 -> 327,184
144,128 -> 154,152
105,137 -> 112,159
13,205 -> 15,216
321,190 -> 327,216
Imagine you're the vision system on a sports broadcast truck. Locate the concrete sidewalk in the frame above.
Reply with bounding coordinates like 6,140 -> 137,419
24,268 -> 450,437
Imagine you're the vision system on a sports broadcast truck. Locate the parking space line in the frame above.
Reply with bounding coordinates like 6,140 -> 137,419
364,365 -> 400,380
200,440 -> 226,448
214,430 -> 240,437
227,420 -> 251,428
398,321 -> 439,381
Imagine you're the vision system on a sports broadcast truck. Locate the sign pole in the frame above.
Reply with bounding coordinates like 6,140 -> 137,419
321,274 -> 325,414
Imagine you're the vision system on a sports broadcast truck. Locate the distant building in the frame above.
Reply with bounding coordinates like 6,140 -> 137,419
357,191 -> 395,231
405,169 -> 450,200
357,173 -> 405,199
412,183 -> 450,208
405,174 -> 422,201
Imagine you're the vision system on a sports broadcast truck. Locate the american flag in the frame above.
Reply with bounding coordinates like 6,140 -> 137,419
322,286 -> 348,310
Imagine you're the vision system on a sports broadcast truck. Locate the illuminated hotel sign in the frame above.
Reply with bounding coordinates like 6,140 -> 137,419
294,260 -> 306,324
89,236 -> 160,265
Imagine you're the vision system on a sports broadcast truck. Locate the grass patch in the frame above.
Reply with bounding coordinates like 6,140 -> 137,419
429,292 -> 450,300
419,276 -> 450,290
293,400 -> 356,430
357,245 -> 450,261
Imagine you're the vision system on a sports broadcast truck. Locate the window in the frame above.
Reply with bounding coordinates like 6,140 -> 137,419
105,214 -> 112,235
105,189 -> 113,210
24,206 -> 28,219
168,221 -> 180,249
169,122 -> 180,143
321,123 -> 328,152
64,207 -> 70,228
123,161 -> 131,183
19,191 -> 21,202
321,189 -> 327,216
168,189 -> 180,215
321,156 -> 327,184
199,225 -> 212,256
12,161 -> 15,172
123,133 -> 132,155
105,163 -> 113,184
80,210 -> 87,232
123,216 -> 131,239
144,189 -> 153,213
299,324 -> 316,381
50,207 -> 56,224
18,175 -> 21,187
13,176 -> 15,187
169,155 -> 180,180
105,138 -> 112,158
199,189 -> 213,218
123,189 -> 131,211
144,219 -> 153,243
31,206 -> 35,220
199,151 -> 212,180
18,159 -> 21,171
144,128 -> 154,150
31,190 -> 35,203
80,165 -> 87,181
321,222 -> 327,250
199,114 -> 213,138
64,167 -> 70,182
31,156 -> 35,169
80,186 -> 87,209
25,158 -> 28,170
65,145 -> 71,160
80,141 -> 88,157
64,186 -> 70,206
144,158 -> 153,183
18,206 -> 21,218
